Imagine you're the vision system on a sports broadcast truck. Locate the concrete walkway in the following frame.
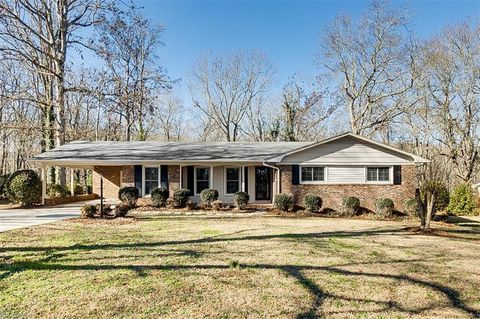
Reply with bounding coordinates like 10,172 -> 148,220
0,202 -> 85,232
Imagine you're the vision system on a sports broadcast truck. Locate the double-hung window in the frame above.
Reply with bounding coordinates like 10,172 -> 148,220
144,167 -> 159,196
366,167 -> 390,182
225,167 -> 240,194
301,166 -> 325,183
195,167 -> 210,194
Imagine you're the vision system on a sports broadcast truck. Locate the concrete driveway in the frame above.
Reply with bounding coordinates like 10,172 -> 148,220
0,202 -> 84,232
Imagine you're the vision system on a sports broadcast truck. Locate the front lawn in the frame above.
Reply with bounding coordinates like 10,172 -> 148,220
0,214 -> 479,318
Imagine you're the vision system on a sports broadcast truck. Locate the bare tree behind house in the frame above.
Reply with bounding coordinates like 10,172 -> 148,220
190,50 -> 274,142
319,0 -> 416,136
95,7 -> 168,141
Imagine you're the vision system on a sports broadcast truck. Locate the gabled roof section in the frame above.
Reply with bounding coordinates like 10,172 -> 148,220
268,132 -> 430,164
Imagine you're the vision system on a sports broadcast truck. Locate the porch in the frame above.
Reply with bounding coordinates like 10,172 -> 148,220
87,163 -> 279,205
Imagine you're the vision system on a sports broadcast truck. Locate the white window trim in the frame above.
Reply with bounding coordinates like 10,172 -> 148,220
299,165 -> 327,184
224,166 -> 242,195
194,166 -> 211,195
142,165 -> 161,197
365,166 -> 393,185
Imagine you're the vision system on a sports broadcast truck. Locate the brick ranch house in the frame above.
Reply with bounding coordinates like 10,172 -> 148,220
32,133 -> 429,211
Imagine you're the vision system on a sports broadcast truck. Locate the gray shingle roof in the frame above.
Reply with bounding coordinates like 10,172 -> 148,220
31,140 -> 313,163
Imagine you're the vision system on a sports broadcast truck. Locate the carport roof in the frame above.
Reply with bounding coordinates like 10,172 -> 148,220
31,140 -> 313,164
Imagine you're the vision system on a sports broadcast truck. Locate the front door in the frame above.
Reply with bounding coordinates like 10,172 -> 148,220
255,167 -> 271,201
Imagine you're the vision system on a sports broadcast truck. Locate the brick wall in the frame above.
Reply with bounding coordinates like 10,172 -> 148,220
93,165 -> 180,199
122,166 -> 134,187
279,165 -> 416,211
168,165 -> 180,195
93,166 -> 122,199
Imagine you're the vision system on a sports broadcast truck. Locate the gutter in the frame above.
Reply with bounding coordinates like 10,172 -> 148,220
262,162 -> 280,197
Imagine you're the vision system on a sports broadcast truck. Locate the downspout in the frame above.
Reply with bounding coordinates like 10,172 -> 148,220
262,162 -> 280,198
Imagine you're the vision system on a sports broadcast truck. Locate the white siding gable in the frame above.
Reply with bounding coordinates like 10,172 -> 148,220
281,136 -> 413,165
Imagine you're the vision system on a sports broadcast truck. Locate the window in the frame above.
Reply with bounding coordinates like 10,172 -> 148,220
301,166 -> 325,182
225,167 -> 240,194
367,167 -> 390,182
144,167 -> 159,195
196,167 -> 210,194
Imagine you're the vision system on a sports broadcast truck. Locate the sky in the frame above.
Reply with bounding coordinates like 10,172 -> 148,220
99,0 -> 480,103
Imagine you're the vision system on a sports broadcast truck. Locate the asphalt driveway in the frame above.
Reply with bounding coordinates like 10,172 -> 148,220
0,203 -> 83,232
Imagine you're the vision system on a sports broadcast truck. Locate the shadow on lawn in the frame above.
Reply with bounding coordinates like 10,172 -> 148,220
1,227 -> 480,318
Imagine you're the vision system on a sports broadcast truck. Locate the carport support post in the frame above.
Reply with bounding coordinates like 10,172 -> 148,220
100,174 -> 104,217
41,166 -> 46,205
70,168 -> 75,196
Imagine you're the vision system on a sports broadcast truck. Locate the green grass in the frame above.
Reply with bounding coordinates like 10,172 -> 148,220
0,214 -> 479,318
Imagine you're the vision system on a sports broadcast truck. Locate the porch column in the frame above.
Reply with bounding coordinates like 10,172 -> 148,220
70,168 -> 75,196
41,166 -> 47,205
210,166 -> 214,188
241,166 -> 245,191
179,165 -> 183,188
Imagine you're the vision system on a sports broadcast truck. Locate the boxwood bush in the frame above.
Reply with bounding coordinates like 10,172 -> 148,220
173,188 -> 190,208
151,187 -> 169,207
447,183 -> 478,216
274,193 -> 293,211
0,174 -> 10,198
375,197 -> 394,217
234,191 -> 249,209
304,194 -> 322,213
5,169 -> 42,206
114,203 -> 131,217
118,187 -> 139,206
200,189 -> 219,206
80,204 -> 96,218
342,196 -> 360,217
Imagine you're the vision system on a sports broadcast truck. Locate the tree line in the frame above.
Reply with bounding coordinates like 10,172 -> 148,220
0,0 -> 478,189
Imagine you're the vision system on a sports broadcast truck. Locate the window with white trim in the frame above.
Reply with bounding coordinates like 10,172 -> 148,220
366,167 -> 390,182
144,167 -> 159,195
225,167 -> 240,194
195,167 -> 210,194
301,166 -> 325,182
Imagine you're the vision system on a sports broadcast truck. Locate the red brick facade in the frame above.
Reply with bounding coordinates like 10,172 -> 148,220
279,165 -> 416,211
93,165 -> 181,199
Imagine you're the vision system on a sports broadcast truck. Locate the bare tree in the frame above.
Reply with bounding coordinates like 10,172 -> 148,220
190,50 -> 274,141
422,20 -> 480,183
0,0 -> 109,185
96,7 -> 167,141
319,0 -> 416,136
152,92 -> 186,141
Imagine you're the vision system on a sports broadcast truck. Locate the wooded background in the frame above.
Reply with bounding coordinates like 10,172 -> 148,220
0,0 -> 478,190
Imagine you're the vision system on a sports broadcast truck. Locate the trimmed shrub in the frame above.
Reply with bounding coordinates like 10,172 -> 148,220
114,203 -> 131,217
234,191 -> 249,209
186,199 -> 197,210
375,198 -> 394,217
47,184 -> 68,197
304,194 -> 322,213
274,193 -> 294,211
80,204 -> 96,218
118,187 -> 139,206
151,187 -> 169,207
95,203 -> 112,216
200,189 -> 219,206
173,188 -> 190,208
404,198 -> 418,216
5,170 -> 42,206
342,196 -> 360,217
421,180 -> 449,213
447,184 -> 478,216
211,200 -> 223,210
